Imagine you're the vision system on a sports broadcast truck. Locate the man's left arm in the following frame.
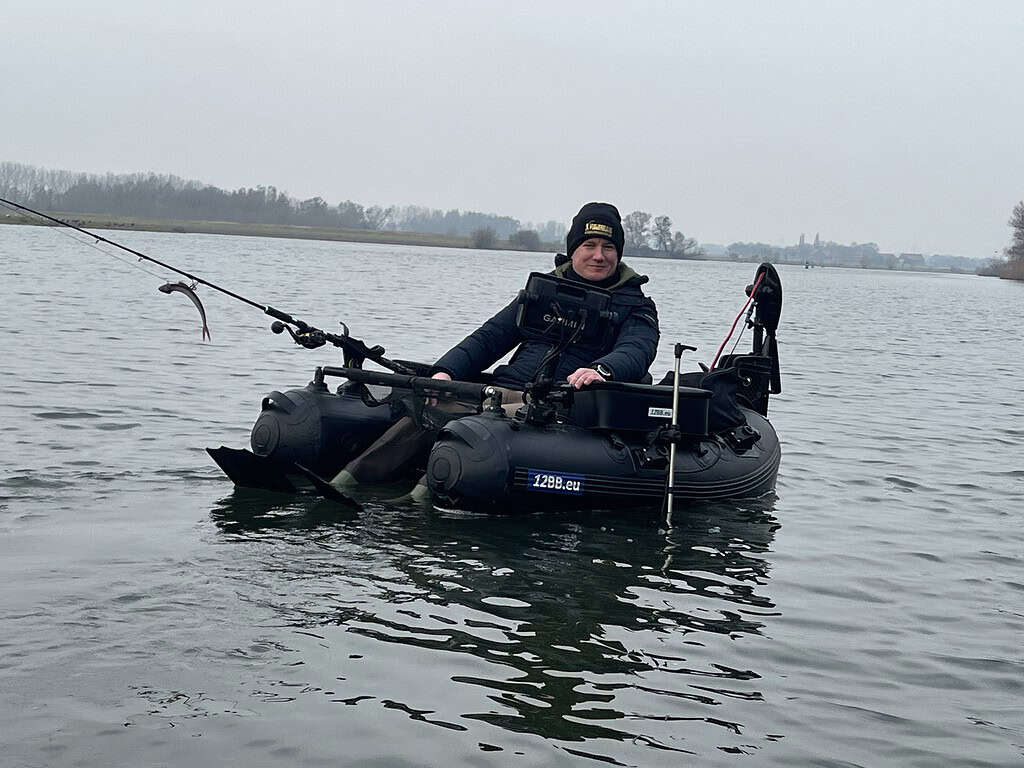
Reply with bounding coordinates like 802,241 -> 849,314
591,299 -> 660,383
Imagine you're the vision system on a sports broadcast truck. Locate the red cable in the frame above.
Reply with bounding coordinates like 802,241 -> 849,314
710,271 -> 765,370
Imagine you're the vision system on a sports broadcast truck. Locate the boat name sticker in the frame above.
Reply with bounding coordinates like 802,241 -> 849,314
527,469 -> 584,495
648,407 -> 673,418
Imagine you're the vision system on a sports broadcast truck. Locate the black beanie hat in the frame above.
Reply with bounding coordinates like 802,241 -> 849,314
566,202 -> 624,258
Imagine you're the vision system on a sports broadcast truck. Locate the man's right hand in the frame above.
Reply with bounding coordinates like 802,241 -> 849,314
566,367 -> 606,389
427,371 -> 452,406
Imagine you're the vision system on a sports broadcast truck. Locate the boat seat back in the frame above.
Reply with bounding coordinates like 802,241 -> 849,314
707,354 -> 773,417
658,367 -> 747,432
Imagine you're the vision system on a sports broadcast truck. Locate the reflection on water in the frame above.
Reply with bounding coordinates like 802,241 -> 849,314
209,495 -> 779,758
210,489 -> 361,532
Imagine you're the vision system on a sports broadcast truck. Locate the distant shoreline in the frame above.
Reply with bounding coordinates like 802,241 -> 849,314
0,210 -> 493,250
1,210 -> 1008,277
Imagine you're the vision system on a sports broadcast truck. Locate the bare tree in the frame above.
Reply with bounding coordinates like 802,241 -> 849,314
1006,201 -> 1024,262
509,229 -> 542,251
671,231 -> 703,258
364,205 -> 394,230
652,215 -> 673,256
471,227 -> 496,249
622,210 -> 651,253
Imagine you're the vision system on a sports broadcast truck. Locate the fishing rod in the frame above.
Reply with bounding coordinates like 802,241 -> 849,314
0,196 -> 414,374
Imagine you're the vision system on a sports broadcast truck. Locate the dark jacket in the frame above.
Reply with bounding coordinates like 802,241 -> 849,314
434,261 -> 659,388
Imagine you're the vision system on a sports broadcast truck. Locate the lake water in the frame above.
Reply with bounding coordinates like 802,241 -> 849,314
1,224 -> 1022,767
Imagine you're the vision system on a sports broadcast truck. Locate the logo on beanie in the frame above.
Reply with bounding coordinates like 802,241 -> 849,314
584,221 -> 613,238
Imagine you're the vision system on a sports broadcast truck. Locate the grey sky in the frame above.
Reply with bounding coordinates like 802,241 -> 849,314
4,1 -> 1022,258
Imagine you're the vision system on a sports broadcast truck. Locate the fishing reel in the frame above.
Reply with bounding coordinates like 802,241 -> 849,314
271,320 -> 326,349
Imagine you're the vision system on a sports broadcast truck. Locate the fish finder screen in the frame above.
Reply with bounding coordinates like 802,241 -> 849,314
514,272 -> 615,349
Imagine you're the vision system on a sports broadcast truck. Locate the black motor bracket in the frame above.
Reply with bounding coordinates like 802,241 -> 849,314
747,263 -> 783,395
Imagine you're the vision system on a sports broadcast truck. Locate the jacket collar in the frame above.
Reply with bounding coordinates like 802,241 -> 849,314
553,260 -> 648,290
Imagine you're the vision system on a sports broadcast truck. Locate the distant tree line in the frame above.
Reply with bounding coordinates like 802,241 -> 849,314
621,210 -> 702,259
724,235 -> 983,272
728,238 -> 884,267
389,204 -> 518,238
0,161 -> 566,245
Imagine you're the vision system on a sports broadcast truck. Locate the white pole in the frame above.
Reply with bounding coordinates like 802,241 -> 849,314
666,343 -> 683,523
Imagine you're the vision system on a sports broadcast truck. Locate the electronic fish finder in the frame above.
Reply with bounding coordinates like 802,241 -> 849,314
514,272 -> 616,350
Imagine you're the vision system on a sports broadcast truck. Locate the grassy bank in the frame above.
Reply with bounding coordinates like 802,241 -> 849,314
0,209 -> 507,250
2,209 -> 1009,277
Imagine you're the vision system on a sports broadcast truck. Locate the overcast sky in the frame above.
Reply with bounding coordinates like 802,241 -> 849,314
4,1 -> 1022,257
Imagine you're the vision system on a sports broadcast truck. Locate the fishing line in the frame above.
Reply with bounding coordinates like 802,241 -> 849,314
728,315 -> 748,358
50,226 -> 167,281
709,270 -> 765,370
0,199 -> 169,281
0,196 -> 265,312
0,196 -> 415,373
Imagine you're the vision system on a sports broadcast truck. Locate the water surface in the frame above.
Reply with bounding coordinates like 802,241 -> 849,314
1,226 -> 1022,766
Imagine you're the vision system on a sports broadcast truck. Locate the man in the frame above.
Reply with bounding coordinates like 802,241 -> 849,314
433,201 -> 659,389
333,201 -> 659,490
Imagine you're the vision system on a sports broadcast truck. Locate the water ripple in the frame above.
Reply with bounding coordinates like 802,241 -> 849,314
2,233 -> 1023,766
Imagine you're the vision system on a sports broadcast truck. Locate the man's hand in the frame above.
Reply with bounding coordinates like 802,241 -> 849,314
426,371 -> 452,406
566,367 -> 606,389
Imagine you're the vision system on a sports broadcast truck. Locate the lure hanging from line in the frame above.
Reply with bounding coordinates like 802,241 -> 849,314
158,281 -> 211,341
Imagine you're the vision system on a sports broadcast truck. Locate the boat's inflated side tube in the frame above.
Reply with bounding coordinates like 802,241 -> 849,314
427,405 -> 782,513
249,382 -> 398,476
427,412 -> 643,512
670,408 -> 781,501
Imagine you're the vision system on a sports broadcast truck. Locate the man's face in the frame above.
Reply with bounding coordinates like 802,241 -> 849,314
571,237 -> 618,281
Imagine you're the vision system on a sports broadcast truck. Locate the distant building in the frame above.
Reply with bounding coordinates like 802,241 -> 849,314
868,252 -> 896,269
928,254 -> 985,271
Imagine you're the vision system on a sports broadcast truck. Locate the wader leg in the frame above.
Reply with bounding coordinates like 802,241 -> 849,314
333,414 -> 439,485
332,390 -> 519,487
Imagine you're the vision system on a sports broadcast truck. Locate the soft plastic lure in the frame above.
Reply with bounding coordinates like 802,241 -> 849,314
158,281 -> 211,341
